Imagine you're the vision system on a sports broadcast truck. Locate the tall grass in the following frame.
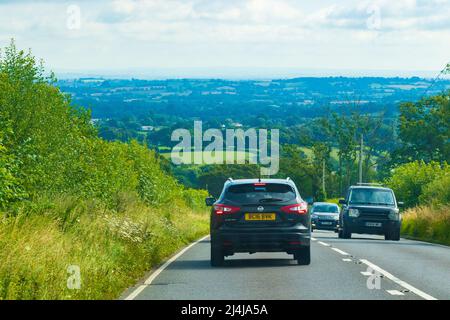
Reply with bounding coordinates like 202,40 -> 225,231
0,192 -> 209,300
401,205 -> 450,246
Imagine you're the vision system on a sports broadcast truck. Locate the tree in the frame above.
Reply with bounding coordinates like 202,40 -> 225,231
394,92 -> 450,164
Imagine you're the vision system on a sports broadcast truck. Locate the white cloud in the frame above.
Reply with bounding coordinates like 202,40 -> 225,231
0,0 -> 448,74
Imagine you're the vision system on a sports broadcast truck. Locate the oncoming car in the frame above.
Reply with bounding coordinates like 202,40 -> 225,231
311,202 -> 340,232
205,178 -> 312,266
338,185 -> 403,241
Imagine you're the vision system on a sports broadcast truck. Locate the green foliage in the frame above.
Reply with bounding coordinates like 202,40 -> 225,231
0,127 -> 26,207
420,172 -> 450,206
0,40 -> 209,300
395,92 -> 450,163
0,40 -> 207,210
0,193 -> 208,300
386,161 -> 449,208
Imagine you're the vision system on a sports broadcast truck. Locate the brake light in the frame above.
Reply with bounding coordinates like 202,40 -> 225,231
214,204 -> 241,215
254,183 -> 266,186
281,202 -> 308,215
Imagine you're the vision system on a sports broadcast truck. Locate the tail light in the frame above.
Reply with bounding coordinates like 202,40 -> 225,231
281,202 -> 308,215
214,204 -> 241,215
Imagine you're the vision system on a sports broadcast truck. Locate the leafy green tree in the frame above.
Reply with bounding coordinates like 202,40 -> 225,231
386,161 -> 448,208
394,92 -> 450,164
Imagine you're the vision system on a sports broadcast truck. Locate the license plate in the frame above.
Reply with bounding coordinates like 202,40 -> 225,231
321,221 -> 333,225
245,213 -> 276,221
365,222 -> 382,227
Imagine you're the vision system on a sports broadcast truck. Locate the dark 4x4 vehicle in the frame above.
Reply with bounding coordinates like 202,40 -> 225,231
205,178 -> 311,266
338,185 -> 404,241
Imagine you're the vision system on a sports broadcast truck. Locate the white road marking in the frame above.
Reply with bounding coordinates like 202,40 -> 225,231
387,290 -> 405,296
361,271 -> 373,276
318,241 -> 330,247
342,258 -> 352,262
311,237 -> 317,241
360,259 -> 437,300
331,247 -> 349,255
124,235 -> 210,300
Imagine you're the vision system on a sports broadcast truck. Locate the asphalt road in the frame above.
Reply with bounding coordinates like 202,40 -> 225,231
122,231 -> 450,300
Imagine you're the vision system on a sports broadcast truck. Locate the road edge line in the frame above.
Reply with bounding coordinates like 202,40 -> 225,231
360,259 -> 438,300
123,234 -> 210,300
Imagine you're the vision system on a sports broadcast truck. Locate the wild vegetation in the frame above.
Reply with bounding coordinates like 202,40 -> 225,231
0,41 -> 208,299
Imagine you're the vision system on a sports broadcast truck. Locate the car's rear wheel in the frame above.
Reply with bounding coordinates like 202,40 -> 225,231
210,245 -> 224,267
295,247 -> 311,265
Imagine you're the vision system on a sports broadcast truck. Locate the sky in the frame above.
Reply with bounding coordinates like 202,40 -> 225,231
0,0 -> 449,78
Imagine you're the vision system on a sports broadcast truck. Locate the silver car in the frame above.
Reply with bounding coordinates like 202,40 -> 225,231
311,202 -> 340,232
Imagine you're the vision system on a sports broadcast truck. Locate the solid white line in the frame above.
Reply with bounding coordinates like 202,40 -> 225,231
124,235 -> 210,300
360,259 -> 437,300
318,241 -> 330,247
331,247 -> 349,255
124,285 -> 146,300
387,290 -> 405,296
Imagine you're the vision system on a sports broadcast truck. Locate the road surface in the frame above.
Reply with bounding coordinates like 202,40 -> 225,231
122,231 -> 450,300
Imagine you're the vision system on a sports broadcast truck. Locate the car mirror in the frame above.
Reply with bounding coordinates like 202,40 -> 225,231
205,197 -> 216,207
397,201 -> 404,207
338,199 -> 346,205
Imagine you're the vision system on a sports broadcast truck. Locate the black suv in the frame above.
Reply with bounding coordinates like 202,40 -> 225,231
338,185 -> 403,241
205,178 -> 311,266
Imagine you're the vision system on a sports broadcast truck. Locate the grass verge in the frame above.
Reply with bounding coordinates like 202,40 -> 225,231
401,205 -> 450,246
0,192 -> 209,300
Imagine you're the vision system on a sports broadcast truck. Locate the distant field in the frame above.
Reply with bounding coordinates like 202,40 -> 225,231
158,147 -> 339,163
160,150 -> 257,163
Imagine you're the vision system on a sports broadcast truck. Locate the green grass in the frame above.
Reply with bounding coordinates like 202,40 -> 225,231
0,193 -> 209,300
401,205 -> 450,246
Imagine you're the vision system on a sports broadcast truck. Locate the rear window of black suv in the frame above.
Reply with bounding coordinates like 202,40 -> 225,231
224,183 -> 296,204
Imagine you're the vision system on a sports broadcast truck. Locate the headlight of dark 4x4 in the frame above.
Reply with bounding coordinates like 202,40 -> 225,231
388,211 -> 399,220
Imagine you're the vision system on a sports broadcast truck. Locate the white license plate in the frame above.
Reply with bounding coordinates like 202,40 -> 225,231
365,222 -> 382,227
321,222 -> 333,225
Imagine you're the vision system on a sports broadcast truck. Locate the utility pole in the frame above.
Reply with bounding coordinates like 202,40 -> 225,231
358,134 -> 363,184
322,159 -> 326,199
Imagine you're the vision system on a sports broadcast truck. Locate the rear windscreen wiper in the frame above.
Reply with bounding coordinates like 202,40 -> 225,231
259,198 -> 284,203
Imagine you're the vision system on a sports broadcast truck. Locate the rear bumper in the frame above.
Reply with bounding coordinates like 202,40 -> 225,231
212,226 -> 310,255
343,218 -> 400,235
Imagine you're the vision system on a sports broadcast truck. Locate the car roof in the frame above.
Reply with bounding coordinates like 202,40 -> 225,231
226,178 -> 293,185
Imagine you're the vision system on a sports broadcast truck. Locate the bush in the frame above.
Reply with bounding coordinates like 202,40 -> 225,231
420,172 -> 450,206
386,161 -> 448,208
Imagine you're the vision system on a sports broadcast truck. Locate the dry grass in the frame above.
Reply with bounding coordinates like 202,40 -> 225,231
0,193 -> 209,300
401,205 -> 450,246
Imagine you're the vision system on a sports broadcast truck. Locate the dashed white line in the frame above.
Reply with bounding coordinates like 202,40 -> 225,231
311,237 -> 317,241
124,235 -> 210,300
387,290 -> 405,296
331,247 -> 349,255
342,258 -> 352,262
360,259 -> 437,300
361,271 -> 373,276
318,241 -> 330,247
